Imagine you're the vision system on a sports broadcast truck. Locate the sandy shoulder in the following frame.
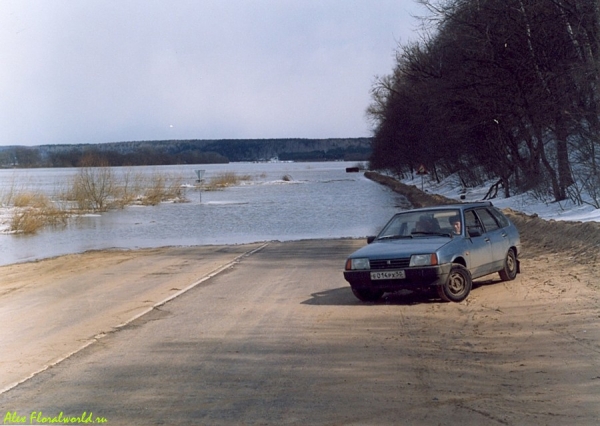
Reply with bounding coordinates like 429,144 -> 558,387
0,243 -> 266,393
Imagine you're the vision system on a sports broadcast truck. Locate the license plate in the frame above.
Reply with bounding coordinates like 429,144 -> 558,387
370,270 -> 406,280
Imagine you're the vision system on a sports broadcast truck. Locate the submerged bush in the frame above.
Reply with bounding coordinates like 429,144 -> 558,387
3,165 -> 198,234
203,172 -> 252,190
141,173 -> 186,205
13,192 -> 52,208
70,162 -> 116,212
10,205 -> 68,234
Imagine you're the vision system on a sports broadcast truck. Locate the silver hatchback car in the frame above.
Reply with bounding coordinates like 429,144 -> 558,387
343,202 -> 521,302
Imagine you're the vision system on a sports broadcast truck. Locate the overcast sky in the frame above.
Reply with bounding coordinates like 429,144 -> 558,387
0,1 -> 425,147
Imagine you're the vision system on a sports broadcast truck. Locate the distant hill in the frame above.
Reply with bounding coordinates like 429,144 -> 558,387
0,138 -> 372,167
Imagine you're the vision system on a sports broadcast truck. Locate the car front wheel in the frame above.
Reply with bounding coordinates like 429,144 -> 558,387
438,265 -> 472,302
499,249 -> 518,281
351,287 -> 384,302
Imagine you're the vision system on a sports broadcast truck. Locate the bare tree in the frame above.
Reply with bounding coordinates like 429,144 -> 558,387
369,0 -> 600,201
71,154 -> 115,211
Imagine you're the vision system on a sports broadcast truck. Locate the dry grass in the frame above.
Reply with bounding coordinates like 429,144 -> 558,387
141,174 -> 186,205
0,175 -> 25,207
8,191 -> 68,234
112,168 -> 145,207
203,172 -> 252,191
4,169 -> 191,234
63,169 -> 189,210
69,165 -> 116,211
10,205 -> 69,234
12,192 -> 52,208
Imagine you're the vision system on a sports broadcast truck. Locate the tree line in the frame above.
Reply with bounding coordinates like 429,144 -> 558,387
0,138 -> 371,168
0,146 -> 228,168
368,0 -> 600,206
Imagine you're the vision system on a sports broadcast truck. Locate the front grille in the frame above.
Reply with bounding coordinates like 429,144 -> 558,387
370,258 -> 410,270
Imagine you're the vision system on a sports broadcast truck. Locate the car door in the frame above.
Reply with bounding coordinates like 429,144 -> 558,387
463,209 -> 494,278
475,207 -> 510,271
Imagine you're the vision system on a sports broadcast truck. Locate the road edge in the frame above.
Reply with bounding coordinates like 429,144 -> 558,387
0,242 -> 270,396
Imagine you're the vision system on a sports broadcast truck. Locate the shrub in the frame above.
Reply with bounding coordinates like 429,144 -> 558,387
12,192 -> 52,208
70,157 -> 116,211
10,205 -> 68,234
203,172 -> 252,190
141,173 -> 187,205
5,166 -> 191,233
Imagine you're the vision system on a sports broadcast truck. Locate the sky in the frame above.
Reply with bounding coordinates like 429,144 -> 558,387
0,0 -> 426,147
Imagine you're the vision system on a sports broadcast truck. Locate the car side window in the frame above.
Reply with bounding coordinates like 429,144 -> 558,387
464,210 -> 483,236
476,208 -> 500,232
490,207 -> 510,228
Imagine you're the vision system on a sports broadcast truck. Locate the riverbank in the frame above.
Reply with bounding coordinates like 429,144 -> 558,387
365,170 -> 600,264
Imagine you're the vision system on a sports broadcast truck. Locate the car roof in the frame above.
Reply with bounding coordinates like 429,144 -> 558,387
399,202 -> 494,214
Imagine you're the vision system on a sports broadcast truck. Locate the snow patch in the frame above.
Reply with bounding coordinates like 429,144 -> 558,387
403,174 -> 599,223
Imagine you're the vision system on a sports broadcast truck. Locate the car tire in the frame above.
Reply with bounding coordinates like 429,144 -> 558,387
499,248 -> 518,281
351,287 -> 384,302
438,264 -> 472,303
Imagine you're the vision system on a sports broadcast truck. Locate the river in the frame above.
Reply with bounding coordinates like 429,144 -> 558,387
0,162 -> 408,266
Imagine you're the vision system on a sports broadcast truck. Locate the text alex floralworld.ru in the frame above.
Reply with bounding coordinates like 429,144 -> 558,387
3,411 -> 108,424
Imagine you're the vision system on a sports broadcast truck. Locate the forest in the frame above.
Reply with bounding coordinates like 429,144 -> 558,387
0,138 -> 371,168
368,0 -> 600,207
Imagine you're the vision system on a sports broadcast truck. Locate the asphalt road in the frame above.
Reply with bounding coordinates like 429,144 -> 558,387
1,240 -> 599,425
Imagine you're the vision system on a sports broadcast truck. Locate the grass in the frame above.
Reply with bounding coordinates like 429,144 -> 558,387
4,170 -> 191,234
12,192 -> 52,208
140,173 -> 186,206
3,169 -> 254,234
63,168 -> 189,211
203,172 -> 252,191
10,204 -> 69,234
8,191 -> 66,234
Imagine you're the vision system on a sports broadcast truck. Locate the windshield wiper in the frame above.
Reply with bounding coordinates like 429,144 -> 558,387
411,231 -> 453,238
377,235 -> 414,241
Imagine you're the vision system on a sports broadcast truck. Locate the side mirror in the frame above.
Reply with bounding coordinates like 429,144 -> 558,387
467,226 -> 482,238
367,236 -> 376,244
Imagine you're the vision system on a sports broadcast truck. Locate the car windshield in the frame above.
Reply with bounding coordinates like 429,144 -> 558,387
377,209 -> 461,239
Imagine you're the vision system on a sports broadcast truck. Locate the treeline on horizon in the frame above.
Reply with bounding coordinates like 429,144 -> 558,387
0,138 -> 371,168
368,0 -> 600,207
2,146 -> 230,168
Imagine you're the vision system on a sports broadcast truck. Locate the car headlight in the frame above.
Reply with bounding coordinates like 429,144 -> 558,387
409,254 -> 438,267
346,258 -> 370,270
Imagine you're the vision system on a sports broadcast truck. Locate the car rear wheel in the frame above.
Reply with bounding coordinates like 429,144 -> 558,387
351,287 -> 384,302
499,249 -> 518,281
438,265 -> 472,302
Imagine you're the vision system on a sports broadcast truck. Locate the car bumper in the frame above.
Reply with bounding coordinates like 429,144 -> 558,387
343,263 -> 452,291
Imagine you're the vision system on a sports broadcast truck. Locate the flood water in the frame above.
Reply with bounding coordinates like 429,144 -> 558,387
0,162 -> 409,266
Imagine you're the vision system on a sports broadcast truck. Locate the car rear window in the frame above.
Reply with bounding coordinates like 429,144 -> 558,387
489,207 -> 510,228
476,208 -> 500,231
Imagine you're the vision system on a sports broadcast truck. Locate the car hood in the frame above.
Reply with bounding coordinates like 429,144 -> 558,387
349,237 -> 452,259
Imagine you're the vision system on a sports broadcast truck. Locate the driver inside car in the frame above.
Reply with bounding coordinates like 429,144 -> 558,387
449,215 -> 462,235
